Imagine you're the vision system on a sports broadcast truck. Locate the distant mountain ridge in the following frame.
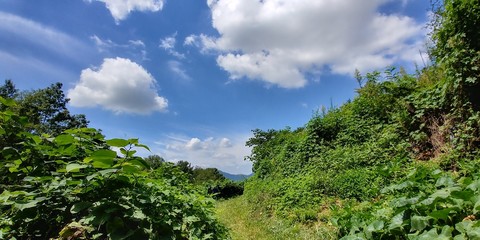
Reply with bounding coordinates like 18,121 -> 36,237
219,170 -> 252,181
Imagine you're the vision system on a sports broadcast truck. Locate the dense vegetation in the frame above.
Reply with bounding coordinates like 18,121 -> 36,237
0,87 -> 229,238
1,0 -> 479,239
241,0 -> 480,238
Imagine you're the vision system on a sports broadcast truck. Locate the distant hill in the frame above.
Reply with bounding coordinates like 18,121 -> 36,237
220,171 -> 252,181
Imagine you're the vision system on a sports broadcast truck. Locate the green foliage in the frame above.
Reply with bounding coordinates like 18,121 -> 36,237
193,167 -> 226,184
245,0 -> 480,233
144,154 -> 165,169
336,165 -> 480,239
176,160 -> 195,178
243,67 -> 417,219
190,167 -> 244,200
0,79 -> 17,99
0,96 -> 228,239
205,180 -> 244,200
431,0 -> 480,95
0,80 -> 89,136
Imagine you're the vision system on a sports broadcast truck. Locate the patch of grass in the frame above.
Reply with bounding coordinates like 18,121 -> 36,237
215,196 -> 336,240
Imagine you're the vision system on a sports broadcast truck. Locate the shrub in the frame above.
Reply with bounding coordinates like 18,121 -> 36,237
0,97 -> 228,239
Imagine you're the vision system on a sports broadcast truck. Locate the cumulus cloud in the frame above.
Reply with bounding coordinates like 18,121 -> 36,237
67,57 -> 168,114
155,134 -> 252,174
87,0 -> 164,23
188,0 -> 427,88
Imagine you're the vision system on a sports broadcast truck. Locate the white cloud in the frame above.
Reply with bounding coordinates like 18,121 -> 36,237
87,0 -> 164,23
184,34 -> 218,54
184,35 -> 197,46
160,34 -> 186,59
67,57 -> 168,114
185,138 -> 201,150
189,0 -> 426,88
219,137 -> 232,148
129,40 -> 146,47
159,35 -> 175,50
155,134 -> 252,174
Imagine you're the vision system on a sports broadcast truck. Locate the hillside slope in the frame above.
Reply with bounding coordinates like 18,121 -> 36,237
241,1 -> 480,238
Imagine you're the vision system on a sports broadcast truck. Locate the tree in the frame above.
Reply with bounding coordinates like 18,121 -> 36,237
0,79 -> 17,99
0,80 -> 89,135
431,0 -> 480,108
354,69 -> 364,88
144,154 -> 165,169
192,167 -> 226,183
176,160 -> 194,177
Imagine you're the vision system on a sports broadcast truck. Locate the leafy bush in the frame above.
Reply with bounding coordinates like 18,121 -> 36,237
336,165 -> 480,239
0,96 -> 228,239
206,180 -> 244,199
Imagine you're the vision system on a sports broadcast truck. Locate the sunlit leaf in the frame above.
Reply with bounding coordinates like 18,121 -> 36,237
66,163 -> 88,173
122,164 -> 141,173
106,138 -> 130,148
55,134 -> 75,145
90,149 -> 117,168
134,143 -> 151,151
92,158 -> 114,169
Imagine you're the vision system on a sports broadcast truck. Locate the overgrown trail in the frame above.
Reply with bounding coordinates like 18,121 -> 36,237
215,196 -> 336,240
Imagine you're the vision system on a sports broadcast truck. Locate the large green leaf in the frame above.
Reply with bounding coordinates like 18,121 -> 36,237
415,228 -> 440,240
0,97 -> 15,106
14,197 -> 47,211
90,149 -> 117,168
134,143 -> 151,151
98,168 -> 119,176
367,220 -> 384,232
106,138 -> 130,148
55,134 -> 75,145
411,216 -> 430,232
122,164 -> 141,174
92,158 -> 114,169
456,221 -> 480,239
91,149 -> 117,158
71,202 -> 92,214
66,163 -> 88,173
428,208 -> 455,221
388,211 -> 406,231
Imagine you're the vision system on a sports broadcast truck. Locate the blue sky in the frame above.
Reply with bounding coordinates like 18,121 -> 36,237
0,0 -> 431,174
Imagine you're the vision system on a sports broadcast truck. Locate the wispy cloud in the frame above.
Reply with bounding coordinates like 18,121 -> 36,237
91,35 -> 148,61
0,11 -> 91,63
159,33 -> 186,59
168,60 -> 191,81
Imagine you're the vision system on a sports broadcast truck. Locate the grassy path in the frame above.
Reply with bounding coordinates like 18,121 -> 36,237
215,196 -> 337,240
